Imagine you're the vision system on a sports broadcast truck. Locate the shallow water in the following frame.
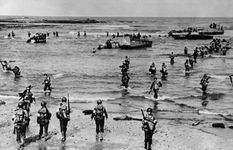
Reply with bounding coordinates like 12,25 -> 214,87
1,17 -> 233,120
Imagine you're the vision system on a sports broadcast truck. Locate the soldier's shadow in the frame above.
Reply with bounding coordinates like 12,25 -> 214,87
22,134 -> 40,147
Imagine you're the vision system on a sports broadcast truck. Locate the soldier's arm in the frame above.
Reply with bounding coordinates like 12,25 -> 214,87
24,110 -> 29,119
91,108 -> 96,120
149,81 -> 155,91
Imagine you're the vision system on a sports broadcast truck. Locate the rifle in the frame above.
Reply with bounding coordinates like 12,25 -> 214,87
141,109 -> 145,120
67,93 -> 71,113
141,109 -> 157,125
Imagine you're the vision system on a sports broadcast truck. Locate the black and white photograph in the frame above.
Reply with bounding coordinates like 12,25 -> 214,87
0,0 -> 233,149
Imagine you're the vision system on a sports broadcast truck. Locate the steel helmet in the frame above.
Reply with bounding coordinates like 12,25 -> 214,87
61,97 -> 67,102
41,101 -> 47,107
18,102 -> 24,108
97,99 -> 102,104
147,107 -> 152,112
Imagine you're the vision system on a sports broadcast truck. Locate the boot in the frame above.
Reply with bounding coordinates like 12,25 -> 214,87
61,132 -> 66,142
100,132 -> 103,141
96,133 -> 99,141
144,141 -> 147,149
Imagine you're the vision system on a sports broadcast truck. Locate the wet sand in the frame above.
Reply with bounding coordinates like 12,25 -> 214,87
0,96 -> 233,150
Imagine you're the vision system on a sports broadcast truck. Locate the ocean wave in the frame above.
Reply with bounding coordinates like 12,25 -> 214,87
198,109 -> 228,116
0,94 -> 19,99
209,75 -> 228,80
53,73 -> 65,79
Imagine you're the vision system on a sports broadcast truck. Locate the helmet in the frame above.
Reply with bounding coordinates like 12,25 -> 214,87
41,101 -> 46,107
61,97 -> 67,102
147,108 -> 152,112
154,77 -> 157,80
204,74 -> 207,77
97,99 -> 102,104
18,102 -> 24,108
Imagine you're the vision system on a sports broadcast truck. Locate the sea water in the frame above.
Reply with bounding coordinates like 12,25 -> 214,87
0,16 -> 233,122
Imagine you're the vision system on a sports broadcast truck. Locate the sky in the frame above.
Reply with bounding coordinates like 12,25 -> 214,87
0,0 -> 233,17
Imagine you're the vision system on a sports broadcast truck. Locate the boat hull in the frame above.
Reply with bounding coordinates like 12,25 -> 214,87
171,34 -> 213,40
119,41 -> 152,49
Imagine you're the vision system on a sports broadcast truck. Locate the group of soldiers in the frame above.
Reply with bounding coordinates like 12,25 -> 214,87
0,60 -> 21,78
149,62 -> 168,78
7,31 -> 15,38
119,56 -> 130,88
11,74 -> 54,146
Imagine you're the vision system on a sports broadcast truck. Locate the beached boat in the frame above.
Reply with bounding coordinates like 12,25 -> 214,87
198,23 -> 224,35
171,32 -> 213,40
26,33 -> 46,43
169,23 -> 224,37
119,36 -> 152,49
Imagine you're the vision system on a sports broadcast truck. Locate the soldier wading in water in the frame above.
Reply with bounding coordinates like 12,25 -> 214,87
91,100 -> 108,141
142,108 -> 157,150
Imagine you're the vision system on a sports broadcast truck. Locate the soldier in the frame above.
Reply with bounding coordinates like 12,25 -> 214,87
37,101 -> 52,139
124,56 -> 130,68
11,66 -> 21,78
142,108 -> 157,150
149,62 -> 156,75
121,72 -> 130,88
169,52 -> 175,65
149,77 -> 162,99
160,62 -> 168,76
43,74 -> 52,93
12,102 -> 29,146
91,100 -> 108,141
56,97 -> 70,142
200,74 -> 210,94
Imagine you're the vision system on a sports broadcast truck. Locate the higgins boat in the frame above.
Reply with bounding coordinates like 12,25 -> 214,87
198,23 -> 224,35
119,35 -> 152,49
171,32 -> 213,40
27,33 -> 46,43
169,23 -> 224,38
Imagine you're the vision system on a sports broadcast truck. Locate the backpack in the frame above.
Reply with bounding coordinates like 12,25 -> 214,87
58,103 -> 70,120
39,108 -> 48,119
96,105 -> 104,117
38,107 -> 51,124
14,109 -> 25,125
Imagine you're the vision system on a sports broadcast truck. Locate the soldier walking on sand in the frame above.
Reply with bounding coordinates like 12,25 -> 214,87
56,97 -> 70,142
142,108 -> 157,150
12,102 -> 29,146
91,100 -> 108,141
37,101 -> 52,139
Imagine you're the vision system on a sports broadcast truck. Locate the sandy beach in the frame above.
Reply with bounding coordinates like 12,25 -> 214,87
0,96 -> 233,150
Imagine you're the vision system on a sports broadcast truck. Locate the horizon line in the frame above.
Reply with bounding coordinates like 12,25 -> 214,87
0,15 -> 233,18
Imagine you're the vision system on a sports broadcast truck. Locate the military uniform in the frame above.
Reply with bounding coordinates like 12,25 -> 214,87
200,74 -> 210,94
91,100 -> 108,140
142,109 -> 157,150
12,103 -> 29,145
149,78 -> 162,99
56,97 -> 70,142
37,102 -> 51,138
43,74 -> 52,92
